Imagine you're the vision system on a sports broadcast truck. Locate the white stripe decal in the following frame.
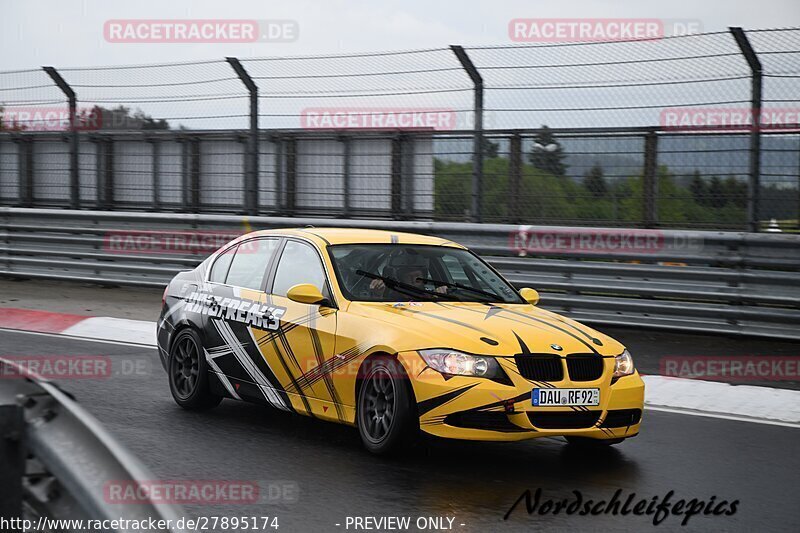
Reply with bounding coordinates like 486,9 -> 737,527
204,348 -> 242,400
213,319 -> 289,411
157,299 -> 185,330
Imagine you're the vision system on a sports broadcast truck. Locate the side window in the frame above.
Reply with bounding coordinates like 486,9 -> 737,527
272,241 -> 328,298
224,238 -> 279,290
209,246 -> 236,284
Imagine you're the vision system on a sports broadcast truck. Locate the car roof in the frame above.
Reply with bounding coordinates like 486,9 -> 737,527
245,227 -> 465,248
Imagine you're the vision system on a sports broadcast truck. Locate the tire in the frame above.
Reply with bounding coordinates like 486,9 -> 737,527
356,357 -> 418,455
168,328 -> 222,410
565,436 -> 625,447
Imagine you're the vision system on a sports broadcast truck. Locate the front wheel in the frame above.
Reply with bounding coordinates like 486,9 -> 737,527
168,328 -> 222,410
357,357 -> 418,455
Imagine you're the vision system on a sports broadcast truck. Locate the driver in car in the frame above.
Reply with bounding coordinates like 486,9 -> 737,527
369,264 -> 448,298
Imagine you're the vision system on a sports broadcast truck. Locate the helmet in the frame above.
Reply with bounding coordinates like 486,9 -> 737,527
383,249 -> 428,281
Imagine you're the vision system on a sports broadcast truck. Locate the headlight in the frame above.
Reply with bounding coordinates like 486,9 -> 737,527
419,349 -> 504,379
613,349 -> 635,378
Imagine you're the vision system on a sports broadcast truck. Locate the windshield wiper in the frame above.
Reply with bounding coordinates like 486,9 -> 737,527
355,270 -> 458,301
417,277 -> 502,302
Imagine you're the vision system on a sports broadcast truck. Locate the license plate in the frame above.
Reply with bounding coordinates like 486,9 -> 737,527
532,388 -> 600,407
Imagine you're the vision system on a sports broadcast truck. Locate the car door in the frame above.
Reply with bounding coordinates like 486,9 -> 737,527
258,238 -> 342,421
201,237 -> 294,411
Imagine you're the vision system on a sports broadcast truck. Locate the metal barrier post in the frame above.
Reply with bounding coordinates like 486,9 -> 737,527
226,58 -> 259,216
730,27 -> 763,233
341,136 -> 351,217
285,137 -> 296,215
0,404 -> 25,521
509,133 -> 522,224
149,137 -> 162,210
273,135 -> 284,215
14,135 -> 33,207
42,67 -> 80,210
190,138 -> 201,212
391,136 -> 403,219
450,45 -> 484,223
643,130 -> 659,228
102,137 -> 114,209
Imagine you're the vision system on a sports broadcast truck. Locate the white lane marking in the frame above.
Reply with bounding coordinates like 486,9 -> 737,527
62,317 -> 156,346
0,327 -> 157,349
642,375 -> 800,426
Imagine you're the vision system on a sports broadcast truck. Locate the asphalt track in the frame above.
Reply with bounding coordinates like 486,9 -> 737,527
2,329 -> 799,533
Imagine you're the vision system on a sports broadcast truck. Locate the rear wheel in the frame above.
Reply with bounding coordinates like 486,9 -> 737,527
565,436 -> 625,447
168,328 -> 222,410
357,357 -> 417,455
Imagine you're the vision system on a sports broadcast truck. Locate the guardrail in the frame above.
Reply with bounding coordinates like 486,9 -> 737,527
0,358 -> 187,532
2,207 -> 799,340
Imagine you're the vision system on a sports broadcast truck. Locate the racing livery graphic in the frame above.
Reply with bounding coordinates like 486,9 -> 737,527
156,228 -> 645,454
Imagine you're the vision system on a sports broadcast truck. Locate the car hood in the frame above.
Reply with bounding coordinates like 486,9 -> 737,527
347,301 -> 625,357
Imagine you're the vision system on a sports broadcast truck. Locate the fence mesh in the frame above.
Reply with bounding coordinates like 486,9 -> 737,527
0,28 -> 798,230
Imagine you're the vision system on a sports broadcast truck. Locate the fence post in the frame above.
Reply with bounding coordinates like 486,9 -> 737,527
42,66 -> 79,210
450,45 -> 484,223
0,404 -> 25,521
643,129 -> 659,228
730,27 -> 763,232
509,132 -> 522,223
226,58 -> 259,216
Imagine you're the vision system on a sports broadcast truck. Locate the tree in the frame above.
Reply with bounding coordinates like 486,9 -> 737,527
688,171 -> 708,206
483,139 -> 500,159
708,176 -> 726,208
583,164 -> 607,198
81,105 -> 170,131
528,125 -> 567,176
0,105 -> 26,131
723,176 -> 747,208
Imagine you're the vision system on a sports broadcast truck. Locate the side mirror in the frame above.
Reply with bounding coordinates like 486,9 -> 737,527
520,287 -> 540,306
286,283 -> 329,306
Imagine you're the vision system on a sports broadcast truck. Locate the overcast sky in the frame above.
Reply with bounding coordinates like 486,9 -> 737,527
3,0 -> 800,69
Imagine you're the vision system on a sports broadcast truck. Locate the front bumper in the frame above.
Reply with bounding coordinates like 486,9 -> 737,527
397,351 -> 645,442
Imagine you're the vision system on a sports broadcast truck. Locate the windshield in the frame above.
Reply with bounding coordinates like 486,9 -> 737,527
328,244 -> 524,304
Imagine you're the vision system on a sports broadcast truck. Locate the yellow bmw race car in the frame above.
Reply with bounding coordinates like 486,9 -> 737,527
156,228 -> 644,454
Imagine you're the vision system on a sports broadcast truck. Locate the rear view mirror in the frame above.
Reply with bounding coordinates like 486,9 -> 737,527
287,283 -> 329,306
520,287 -> 540,306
